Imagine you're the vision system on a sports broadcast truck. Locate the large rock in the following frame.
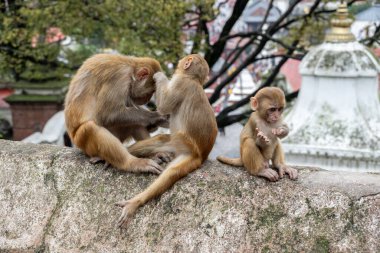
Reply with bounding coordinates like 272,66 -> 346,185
0,139 -> 379,252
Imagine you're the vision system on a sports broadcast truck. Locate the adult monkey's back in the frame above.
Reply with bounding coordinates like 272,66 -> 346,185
64,54 -> 166,174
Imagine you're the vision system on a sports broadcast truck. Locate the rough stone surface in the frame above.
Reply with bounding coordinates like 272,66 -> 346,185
0,139 -> 379,253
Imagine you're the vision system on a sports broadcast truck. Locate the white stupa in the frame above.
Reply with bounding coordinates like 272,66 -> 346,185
283,2 -> 380,172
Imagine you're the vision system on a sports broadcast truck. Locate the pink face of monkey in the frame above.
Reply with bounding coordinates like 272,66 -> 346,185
250,87 -> 286,125
266,106 -> 284,124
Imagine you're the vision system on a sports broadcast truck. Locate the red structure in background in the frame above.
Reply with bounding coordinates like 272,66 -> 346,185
9,102 -> 63,140
280,59 -> 301,91
0,88 -> 13,109
2,26 -> 67,141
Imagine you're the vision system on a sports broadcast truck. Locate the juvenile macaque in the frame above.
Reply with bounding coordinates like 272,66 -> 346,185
64,53 -> 168,174
116,54 -> 218,228
217,87 -> 298,182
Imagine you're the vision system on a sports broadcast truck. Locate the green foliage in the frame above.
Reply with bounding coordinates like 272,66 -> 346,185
0,1 -> 70,82
284,15 -> 329,49
0,0 -> 191,84
349,3 -> 371,15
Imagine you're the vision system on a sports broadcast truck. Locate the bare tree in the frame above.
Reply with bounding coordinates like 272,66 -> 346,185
185,0 -> 360,128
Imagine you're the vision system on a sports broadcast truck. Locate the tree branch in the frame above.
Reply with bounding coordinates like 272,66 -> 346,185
208,0 -> 303,104
205,36 -> 256,88
216,40 -> 299,127
204,0 -> 250,68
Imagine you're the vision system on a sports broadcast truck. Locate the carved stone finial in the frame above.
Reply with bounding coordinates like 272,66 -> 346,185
325,1 -> 356,43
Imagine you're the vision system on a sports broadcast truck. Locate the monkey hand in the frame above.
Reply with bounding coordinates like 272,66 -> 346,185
153,72 -> 169,84
151,151 -> 175,164
155,115 -> 170,128
146,115 -> 169,132
271,127 -> 288,138
278,165 -> 298,180
128,157 -> 163,174
115,199 -> 139,229
256,128 -> 270,145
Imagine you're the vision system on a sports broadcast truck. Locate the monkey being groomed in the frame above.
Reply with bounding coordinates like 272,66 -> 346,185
217,87 -> 298,182
64,54 -> 169,174
116,54 -> 218,228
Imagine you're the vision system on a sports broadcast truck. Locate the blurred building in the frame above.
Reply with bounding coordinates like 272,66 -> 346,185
283,3 -> 380,172
5,82 -> 67,141
351,4 -> 380,41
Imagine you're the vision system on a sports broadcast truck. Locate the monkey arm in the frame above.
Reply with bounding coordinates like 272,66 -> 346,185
272,142 -> 298,180
153,72 -> 169,109
96,103 -> 163,128
93,83 -> 163,127
154,73 -> 184,115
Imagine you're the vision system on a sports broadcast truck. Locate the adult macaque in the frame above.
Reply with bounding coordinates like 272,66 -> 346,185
64,53 -> 168,174
217,87 -> 298,182
116,54 -> 218,228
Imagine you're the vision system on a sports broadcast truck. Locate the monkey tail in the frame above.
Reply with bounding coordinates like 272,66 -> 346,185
216,156 -> 243,167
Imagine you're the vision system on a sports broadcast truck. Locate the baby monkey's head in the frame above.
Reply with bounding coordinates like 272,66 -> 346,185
250,87 -> 286,124
176,54 -> 210,85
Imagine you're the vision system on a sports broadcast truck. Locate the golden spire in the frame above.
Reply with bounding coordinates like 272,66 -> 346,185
325,1 -> 356,43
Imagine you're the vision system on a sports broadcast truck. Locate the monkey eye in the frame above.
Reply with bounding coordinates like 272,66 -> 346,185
269,108 -> 277,112
278,107 -> 283,112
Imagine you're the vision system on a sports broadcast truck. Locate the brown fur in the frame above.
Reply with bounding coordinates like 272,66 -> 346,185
116,54 -> 218,228
217,87 -> 297,182
64,53 -> 167,174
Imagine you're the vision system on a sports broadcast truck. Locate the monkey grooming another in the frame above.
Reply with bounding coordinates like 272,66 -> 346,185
116,54 -> 218,228
217,87 -> 298,182
64,53 -> 168,174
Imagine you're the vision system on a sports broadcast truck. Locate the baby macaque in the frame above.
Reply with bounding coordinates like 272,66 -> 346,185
217,87 -> 297,182
116,54 -> 218,228
64,54 -> 168,174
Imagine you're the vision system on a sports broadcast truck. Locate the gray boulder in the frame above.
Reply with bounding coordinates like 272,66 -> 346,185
0,139 -> 379,252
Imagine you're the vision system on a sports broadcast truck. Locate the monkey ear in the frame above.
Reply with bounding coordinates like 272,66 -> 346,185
136,67 -> 150,80
183,57 -> 193,70
250,97 -> 258,111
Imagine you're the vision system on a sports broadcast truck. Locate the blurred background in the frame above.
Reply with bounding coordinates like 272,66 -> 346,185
0,0 -> 379,171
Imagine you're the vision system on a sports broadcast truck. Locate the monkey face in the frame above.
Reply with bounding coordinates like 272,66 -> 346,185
266,106 -> 283,124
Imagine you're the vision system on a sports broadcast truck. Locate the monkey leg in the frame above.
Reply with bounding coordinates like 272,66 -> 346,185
116,153 -> 201,228
128,134 -> 174,164
73,121 -> 162,174
241,138 -> 279,182
272,143 -> 298,180
128,134 -> 171,156
216,156 -> 243,167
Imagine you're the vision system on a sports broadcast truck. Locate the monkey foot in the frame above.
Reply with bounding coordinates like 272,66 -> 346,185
89,157 -> 110,170
258,168 -> 279,182
151,152 -> 175,164
129,158 -> 163,174
115,199 -> 138,229
278,165 -> 298,180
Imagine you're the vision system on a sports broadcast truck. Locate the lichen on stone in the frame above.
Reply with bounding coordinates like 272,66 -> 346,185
317,51 -> 356,73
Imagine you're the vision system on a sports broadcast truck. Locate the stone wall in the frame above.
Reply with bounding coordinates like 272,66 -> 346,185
0,139 -> 379,252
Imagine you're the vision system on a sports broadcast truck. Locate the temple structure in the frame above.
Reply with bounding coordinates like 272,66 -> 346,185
283,2 -> 380,172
